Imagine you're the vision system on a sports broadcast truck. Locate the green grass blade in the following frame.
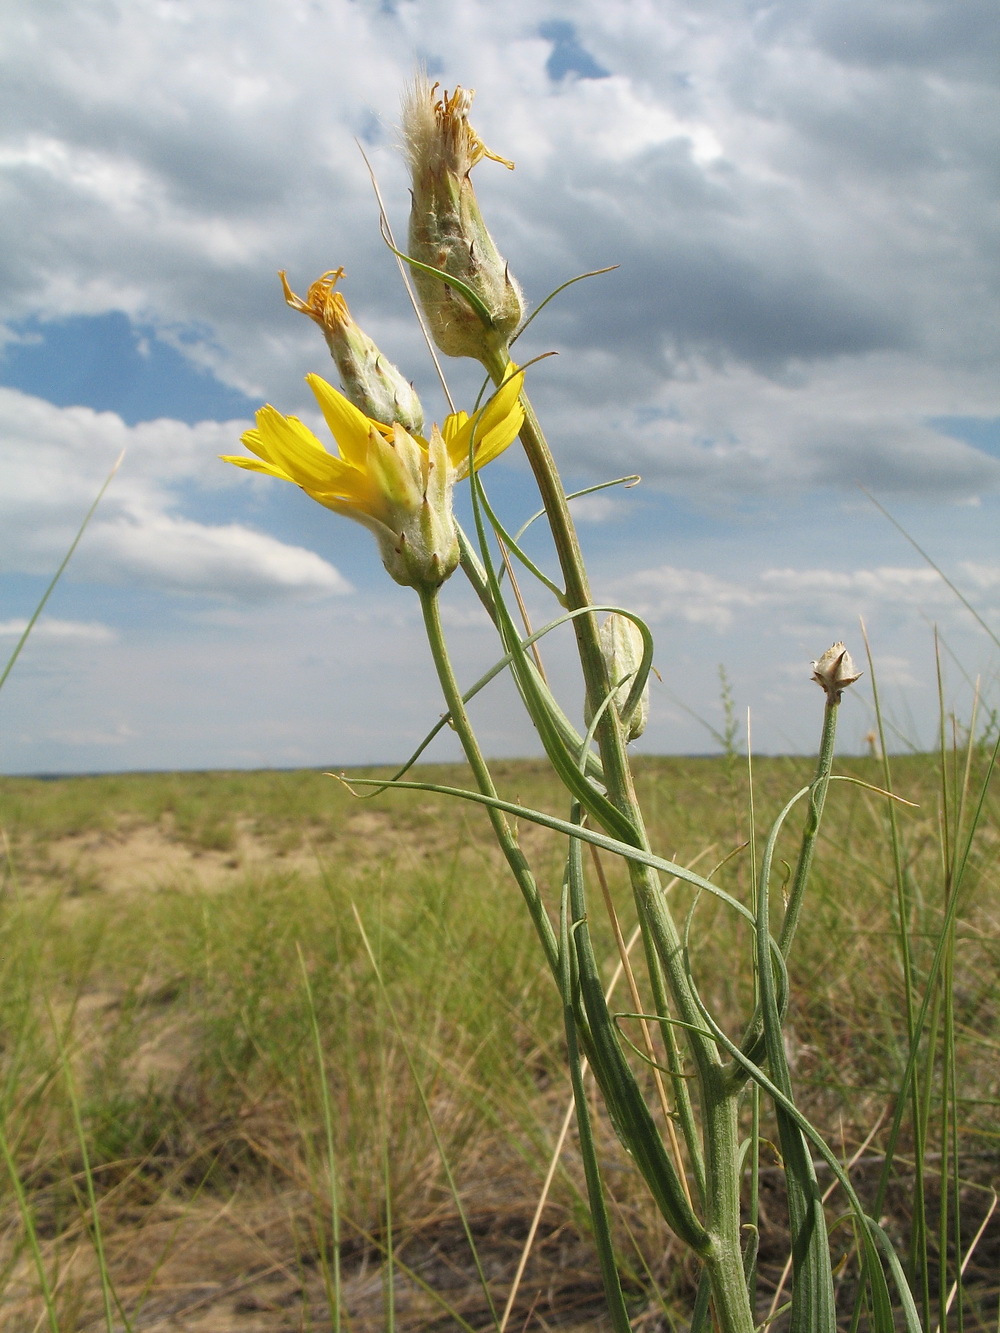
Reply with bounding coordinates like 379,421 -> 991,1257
296,945 -> 342,1333
0,451 -> 122,692
565,808 -> 708,1253
558,855 -> 632,1332
351,904 -> 502,1331
46,996 -> 130,1333
754,770 -> 836,1332
0,1121 -> 60,1333
861,622 -> 929,1319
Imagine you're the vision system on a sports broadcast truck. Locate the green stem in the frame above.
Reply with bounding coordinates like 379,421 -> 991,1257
418,587 -> 559,979
456,524 -> 603,782
734,695 -> 839,1082
780,696 -> 839,955
479,348 -> 754,1333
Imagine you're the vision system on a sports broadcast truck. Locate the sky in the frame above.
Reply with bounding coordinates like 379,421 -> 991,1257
1,0 -> 998,774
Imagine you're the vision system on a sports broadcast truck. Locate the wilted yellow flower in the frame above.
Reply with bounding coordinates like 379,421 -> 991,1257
281,268 -> 424,435
810,642 -> 862,703
221,369 -> 524,590
401,75 -> 523,362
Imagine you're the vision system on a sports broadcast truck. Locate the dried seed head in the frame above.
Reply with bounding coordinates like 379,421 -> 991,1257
401,75 -> 523,362
811,642 -> 862,703
281,269 -> 424,434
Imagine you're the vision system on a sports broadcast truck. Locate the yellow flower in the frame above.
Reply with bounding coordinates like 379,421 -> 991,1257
221,368 -> 524,589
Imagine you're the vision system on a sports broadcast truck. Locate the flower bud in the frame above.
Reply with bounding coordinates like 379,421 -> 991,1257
367,423 -> 460,590
401,76 -> 523,362
281,268 -> 424,434
588,614 -> 650,742
810,642 -> 862,703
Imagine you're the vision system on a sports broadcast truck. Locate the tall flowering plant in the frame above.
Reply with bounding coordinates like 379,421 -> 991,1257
224,79 -> 918,1333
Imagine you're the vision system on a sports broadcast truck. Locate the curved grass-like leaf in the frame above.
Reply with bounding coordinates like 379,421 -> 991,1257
558,870 -> 633,1331
687,981 -> 919,1331
336,771 -> 763,932
467,459 -> 655,839
754,767 -> 836,1332
378,229 -> 495,331
472,477 -> 566,603
565,804 -> 709,1254
512,474 -> 640,548
510,265 -> 618,345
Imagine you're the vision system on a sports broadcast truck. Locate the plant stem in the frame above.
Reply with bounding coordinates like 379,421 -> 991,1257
780,695 -> 839,955
418,587 -> 559,979
478,349 -> 755,1333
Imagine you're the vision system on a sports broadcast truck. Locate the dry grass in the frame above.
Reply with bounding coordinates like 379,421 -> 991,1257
0,756 -> 997,1329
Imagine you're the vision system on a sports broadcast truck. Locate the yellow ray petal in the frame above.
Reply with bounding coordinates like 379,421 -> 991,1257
219,454 -> 292,481
251,407 -> 345,490
446,368 -> 524,475
306,373 -> 383,470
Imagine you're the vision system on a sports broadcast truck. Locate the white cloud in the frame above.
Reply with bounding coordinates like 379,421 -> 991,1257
0,617 -> 116,642
616,560 -> 1000,635
1,0 -> 998,770
566,492 -> 630,523
45,722 -> 139,748
0,0 -> 995,506
625,566 -> 763,631
82,514 -> 349,598
0,387 -> 350,598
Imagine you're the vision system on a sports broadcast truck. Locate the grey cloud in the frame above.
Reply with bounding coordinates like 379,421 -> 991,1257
557,240 -> 903,371
1,0 -> 997,505
807,0 -> 1000,78
800,426 -> 1000,496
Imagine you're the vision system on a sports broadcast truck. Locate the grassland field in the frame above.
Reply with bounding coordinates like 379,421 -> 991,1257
0,754 -> 997,1330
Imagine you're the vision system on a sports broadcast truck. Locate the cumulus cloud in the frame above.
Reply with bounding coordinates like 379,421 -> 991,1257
0,387 -> 350,598
81,514 -> 349,599
1,0 -> 998,769
0,0 -> 995,510
616,560 -> 1000,634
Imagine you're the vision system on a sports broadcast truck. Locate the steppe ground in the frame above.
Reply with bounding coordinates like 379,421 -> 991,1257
0,756 -> 997,1330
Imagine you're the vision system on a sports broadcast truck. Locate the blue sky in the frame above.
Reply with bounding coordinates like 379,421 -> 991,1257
1,0 -> 998,773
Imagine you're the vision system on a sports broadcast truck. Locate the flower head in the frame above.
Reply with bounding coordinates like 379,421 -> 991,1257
811,642 -> 862,703
281,268 -> 424,434
401,75 -> 523,362
221,369 -> 524,590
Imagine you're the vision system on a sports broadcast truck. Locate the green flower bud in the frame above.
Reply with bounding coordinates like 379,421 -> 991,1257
281,268 -> 424,434
367,423 -> 460,590
401,77 -> 523,363
587,614 -> 650,742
